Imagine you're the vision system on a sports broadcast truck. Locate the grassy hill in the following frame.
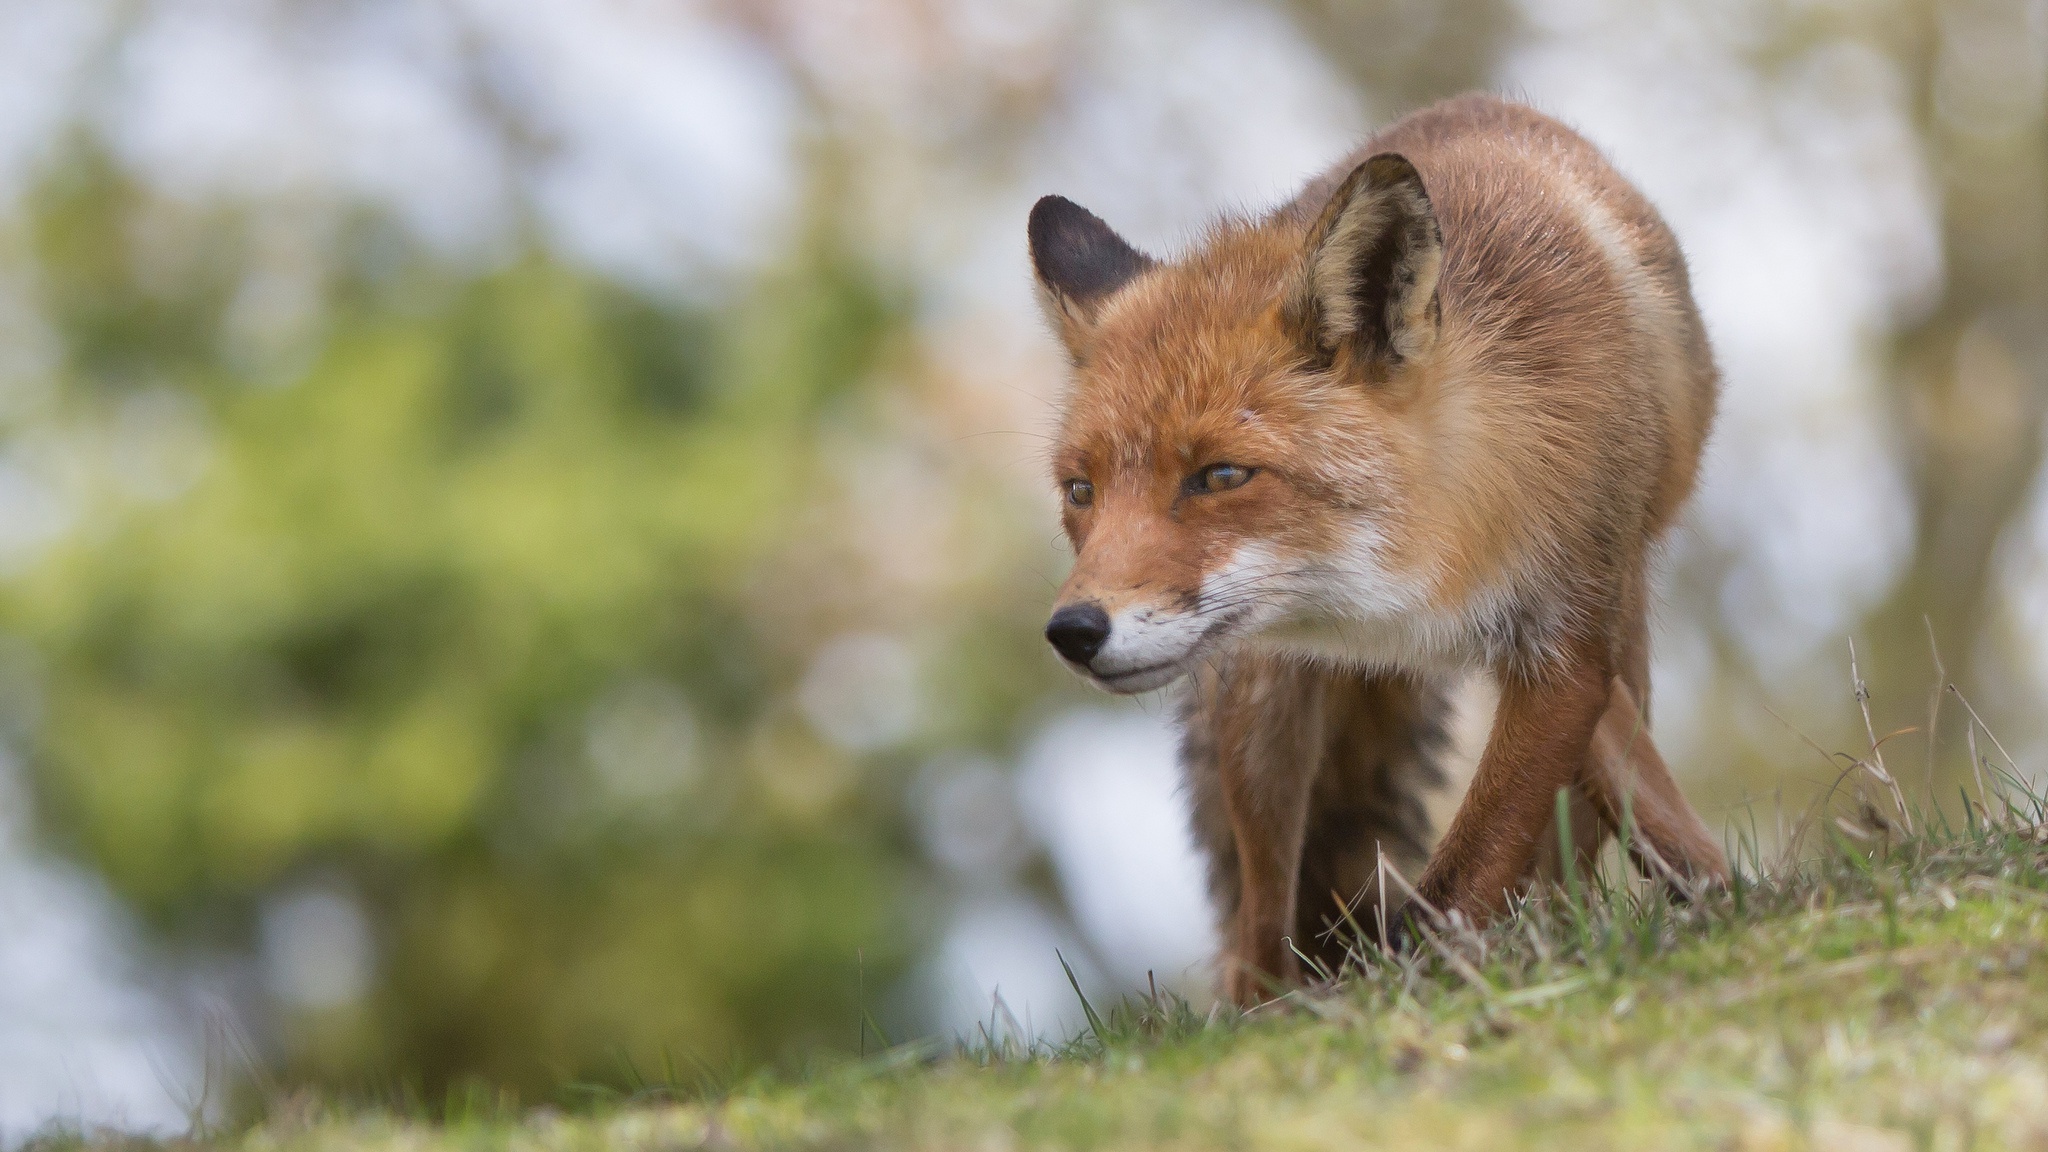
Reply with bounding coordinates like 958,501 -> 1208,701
58,788 -> 2048,1152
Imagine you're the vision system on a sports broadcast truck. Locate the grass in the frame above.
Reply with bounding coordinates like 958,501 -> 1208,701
45,699 -> 2048,1150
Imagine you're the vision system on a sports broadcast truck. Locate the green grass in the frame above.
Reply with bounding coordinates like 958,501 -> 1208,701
50,776 -> 2048,1150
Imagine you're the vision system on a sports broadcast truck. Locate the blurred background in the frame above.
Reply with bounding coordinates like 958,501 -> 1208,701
0,0 -> 2040,1135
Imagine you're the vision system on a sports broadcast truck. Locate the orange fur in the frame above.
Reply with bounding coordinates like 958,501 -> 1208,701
1031,94 -> 1727,1006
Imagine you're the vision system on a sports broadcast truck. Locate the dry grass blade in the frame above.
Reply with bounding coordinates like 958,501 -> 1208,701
1958,874 -> 2048,907
1850,638 -> 1912,833
1629,825 -> 1704,904
1372,855 -> 1496,998
1715,945 -> 1947,1008
1949,683 -> 2020,779
1924,616 -> 1945,801
1969,718 -> 1989,810
1497,976 -> 1586,1007
1409,920 -> 1497,999
1761,702 -> 1865,857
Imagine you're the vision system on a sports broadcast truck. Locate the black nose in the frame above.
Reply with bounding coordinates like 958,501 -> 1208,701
1045,602 -> 1111,665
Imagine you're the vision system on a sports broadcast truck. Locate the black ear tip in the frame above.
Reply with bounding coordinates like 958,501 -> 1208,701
1362,152 -> 1424,188
1027,196 -> 1152,305
1030,194 -> 1080,218
1027,195 -> 1087,252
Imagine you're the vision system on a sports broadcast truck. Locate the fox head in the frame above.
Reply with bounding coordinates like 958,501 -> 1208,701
1033,155 -> 1459,693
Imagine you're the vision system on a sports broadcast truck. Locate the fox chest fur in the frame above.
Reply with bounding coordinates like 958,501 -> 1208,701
1030,93 -> 1727,1005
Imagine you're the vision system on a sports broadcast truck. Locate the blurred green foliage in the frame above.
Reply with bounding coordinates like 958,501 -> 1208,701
1,147 -> 956,1096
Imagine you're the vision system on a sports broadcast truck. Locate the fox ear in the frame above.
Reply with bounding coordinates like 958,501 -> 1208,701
1290,153 -> 1442,367
1029,195 -> 1154,360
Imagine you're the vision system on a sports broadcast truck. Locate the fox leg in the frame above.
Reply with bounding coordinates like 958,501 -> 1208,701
1583,678 -> 1728,886
1290,672 -> 1449,974
1186,661 -> 1452,1002
1526,774 -> 1610,887
1215,721 -> 1318,1006
1576,584 -> 1728,888
1526,569 -> 1647,887
1526,572 -> 1726,892
1182,657 -> 1324,1006
1408,637 -> 1612,929
1525,680 -> 1729,894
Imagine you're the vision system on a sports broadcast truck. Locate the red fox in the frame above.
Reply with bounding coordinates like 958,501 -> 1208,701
1030,93 -> 1729,1006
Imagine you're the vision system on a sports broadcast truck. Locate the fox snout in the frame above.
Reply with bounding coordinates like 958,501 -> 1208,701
1044,602 -> 1110,664
1043,592 -> 1217,694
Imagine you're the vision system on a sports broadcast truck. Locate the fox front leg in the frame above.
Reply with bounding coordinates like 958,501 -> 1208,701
1409,639 -> 1613,929
1582,678 -> 1729,890
1215,732 -> 1320,1007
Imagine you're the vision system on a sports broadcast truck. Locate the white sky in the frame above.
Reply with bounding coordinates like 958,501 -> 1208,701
0,744 -> 201,1143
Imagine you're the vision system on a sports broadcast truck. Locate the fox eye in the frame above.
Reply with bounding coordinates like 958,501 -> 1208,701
1064,478 -> 1095,507
1187,464 -> 1254,494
